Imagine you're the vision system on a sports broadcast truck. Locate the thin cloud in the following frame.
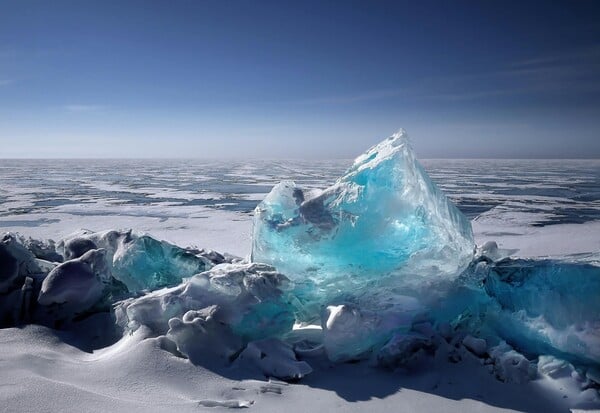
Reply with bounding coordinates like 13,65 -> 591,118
0,79 -> 14,87
423,88 -> 522,102
511,45 -> 600,69
288,45 -> 600,106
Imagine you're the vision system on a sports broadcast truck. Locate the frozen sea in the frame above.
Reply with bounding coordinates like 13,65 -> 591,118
1,158 -> 600,413
1,158 -> 599,258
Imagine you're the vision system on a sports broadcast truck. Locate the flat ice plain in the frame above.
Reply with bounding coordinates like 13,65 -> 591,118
2,157 -> 599,258
1,154 -> 599,412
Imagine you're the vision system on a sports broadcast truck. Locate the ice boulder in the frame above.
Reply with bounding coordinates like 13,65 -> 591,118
252,130 -> 474,298
38,249 -> 127,315
167,305 -> 244,366
234,338 -> 312,380
489,341 -> 535,383
116,262 -> 294,342
59,230 -> 216,292
321,301 -> 422,362
0,233 -> 42,294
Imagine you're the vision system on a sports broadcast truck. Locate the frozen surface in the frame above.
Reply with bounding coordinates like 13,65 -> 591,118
252,131 -> 474,304
1,157 -> 598,259
0,137 -> 599,412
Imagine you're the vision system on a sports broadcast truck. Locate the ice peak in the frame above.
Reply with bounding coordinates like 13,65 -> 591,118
390,128 -> 408,143
252,129 -> 474,308
351,129 -> 413,174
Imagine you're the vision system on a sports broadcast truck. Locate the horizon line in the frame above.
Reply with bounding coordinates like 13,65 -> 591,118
1,157 -> 599,161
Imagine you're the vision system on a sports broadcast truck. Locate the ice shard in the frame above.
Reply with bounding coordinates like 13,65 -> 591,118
251,130 -> 474,296
482,258 -> 600,365
59,230 -> 217,292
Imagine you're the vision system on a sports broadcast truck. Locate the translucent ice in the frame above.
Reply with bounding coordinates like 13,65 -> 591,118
482,258 -> 600,365
252,130 -> 474,299
59,230 -> 215,292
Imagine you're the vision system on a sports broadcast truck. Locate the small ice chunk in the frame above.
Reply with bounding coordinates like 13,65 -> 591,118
489,341 -> 533,384
198,399 -> 254,408
321,303 -> 416,362
111,234 -> 211,291
537,355 -> 575,379
64,237 -> 98,260
234,338 -> 312,381
462,335 -> 487,357
586,367 -> 600,386
167,306 -> 243,365
0,233 -> 41,294
38,249 -> 111,312
377,332 -> 433,368
475,241 -> 516,262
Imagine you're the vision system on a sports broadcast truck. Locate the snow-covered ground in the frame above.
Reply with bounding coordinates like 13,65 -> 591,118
2,325 -> 592,413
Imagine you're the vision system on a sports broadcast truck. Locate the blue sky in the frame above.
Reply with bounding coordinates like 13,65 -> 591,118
1,0 -> 600,158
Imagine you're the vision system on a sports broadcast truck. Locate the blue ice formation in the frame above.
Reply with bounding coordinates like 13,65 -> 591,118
58,230 -> 217,292
251,130 -> 474,322
1,128 -> 600,386
250,130 -> 600,368
481,258 -> 600,365
252,130 -> 474,297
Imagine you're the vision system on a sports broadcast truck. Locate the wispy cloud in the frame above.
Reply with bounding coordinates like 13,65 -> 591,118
289,45 -> 600,106
0,79 -> 14,87
422,88 -> 522,102
64,104 -> 106,113
511,45 -> 600,69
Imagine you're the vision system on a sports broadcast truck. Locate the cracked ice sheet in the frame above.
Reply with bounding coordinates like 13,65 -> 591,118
0,207 -> 253,258
472,212 -> 600,259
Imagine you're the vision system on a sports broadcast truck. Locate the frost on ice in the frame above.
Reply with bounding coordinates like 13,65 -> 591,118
252,130 -> 474,297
